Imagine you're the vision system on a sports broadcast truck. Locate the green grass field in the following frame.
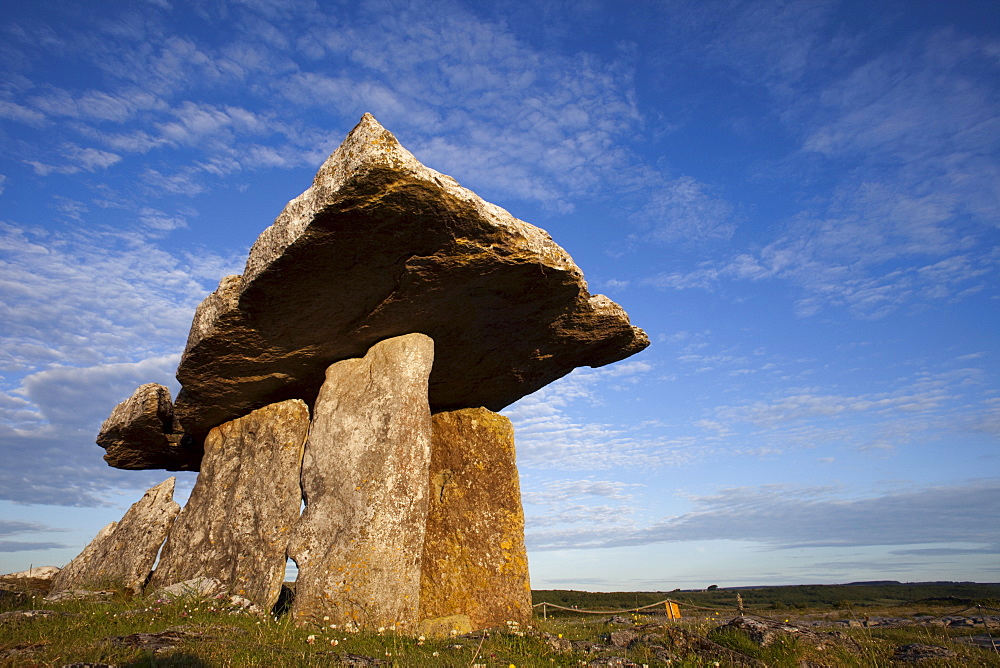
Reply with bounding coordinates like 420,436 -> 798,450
2,582 -> 998,666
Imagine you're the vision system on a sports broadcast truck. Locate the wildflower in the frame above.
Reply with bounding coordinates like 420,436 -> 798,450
323,615 -> 330,621
432,651 -> 440,657
306,635 -> 317,644
330,639 -> 339,646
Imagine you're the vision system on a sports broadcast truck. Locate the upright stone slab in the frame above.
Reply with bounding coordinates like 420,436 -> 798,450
418,408 -> 531,633
146,399 -> 309,611
48,478 -> 179,596
289,333 -> 434,629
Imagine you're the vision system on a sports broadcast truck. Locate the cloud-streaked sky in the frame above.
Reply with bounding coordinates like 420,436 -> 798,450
1,0 -> 997,589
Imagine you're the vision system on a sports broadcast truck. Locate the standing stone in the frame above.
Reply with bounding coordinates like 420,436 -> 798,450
97,383 -> 198,471
48,478 -> 179,596
418,408 -> 531,633
289,333 -> 434,629
146,399 -> 309,611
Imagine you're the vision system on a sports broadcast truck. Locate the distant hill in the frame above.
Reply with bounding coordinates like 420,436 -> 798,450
533,582 -> 1000,613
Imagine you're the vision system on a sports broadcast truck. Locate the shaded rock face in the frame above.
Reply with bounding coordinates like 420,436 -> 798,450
97,384 -> 198,470
171,113 -> 648,453
419,407 -> 531,631
289,333 -> 434,628
146,399 -> 309,610
48,478 -> 179,596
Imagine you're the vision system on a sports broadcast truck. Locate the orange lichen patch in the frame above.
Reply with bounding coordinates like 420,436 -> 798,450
418,407 -> 532,633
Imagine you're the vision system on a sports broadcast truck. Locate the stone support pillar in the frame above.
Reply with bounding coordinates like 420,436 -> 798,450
289,333 -> 434,629
146,399 -> 309,610
418,407 -> 532,634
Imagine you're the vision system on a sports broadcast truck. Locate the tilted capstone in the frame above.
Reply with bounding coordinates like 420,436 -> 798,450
139,113 -> 649,466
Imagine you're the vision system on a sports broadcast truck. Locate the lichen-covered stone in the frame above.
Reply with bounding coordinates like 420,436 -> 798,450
47,478 -> 179,596
97,384 -> 198,470
289,333 -> 434,629
146,400 -> 309,611
419,407 -> 532,631
169,113 -> 648,457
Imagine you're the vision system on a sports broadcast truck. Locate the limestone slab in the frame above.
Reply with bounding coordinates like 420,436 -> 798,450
419,407 -> 532,631
48,478 -> 179,596
146,399 -> 309,611
288,333 -> 434,629
169,113 -> 648,457
97,384 -> 198,470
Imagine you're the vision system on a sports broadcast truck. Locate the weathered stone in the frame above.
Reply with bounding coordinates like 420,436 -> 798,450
289,333 -> 434,629
418,407 -> 531,631
97,384 -> 197,471
0,566 -> 60,596
44,588 -> 115,602
146,399 -> 309,611
892,643 -> 957,662
416,614 -> 473,637
169,113 -> 648,458
47,478 -> 179,596
149,577 -> 223,601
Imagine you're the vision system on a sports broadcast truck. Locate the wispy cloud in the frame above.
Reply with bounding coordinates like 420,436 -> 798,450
642,21 -> 1000,318
527,479 -> 1000,552
505,361 -> 715,470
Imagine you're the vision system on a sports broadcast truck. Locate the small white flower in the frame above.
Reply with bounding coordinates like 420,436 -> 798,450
306,635 -> 317,644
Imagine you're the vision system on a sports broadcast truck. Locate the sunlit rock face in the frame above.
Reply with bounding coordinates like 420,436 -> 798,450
168,113 -> 648,457
288,333 -> 435,628
419,407 -> 532,633
97,384 -> 197,471
47,477 -> 180,596
146,399 -> 309,612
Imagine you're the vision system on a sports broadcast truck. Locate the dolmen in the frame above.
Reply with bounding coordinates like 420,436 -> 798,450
61,113 -> 647,633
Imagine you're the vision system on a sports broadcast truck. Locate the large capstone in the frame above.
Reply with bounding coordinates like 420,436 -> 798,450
97,384 -> 197,470
419,407 -> 532,633
146,399 -> 309,611
168,113 -> 648,456
47,478 -> 180,596
289,333 -> 434,629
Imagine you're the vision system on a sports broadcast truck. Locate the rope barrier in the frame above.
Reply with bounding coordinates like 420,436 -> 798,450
532,597 -> 739,620
532,598 -> 1000,626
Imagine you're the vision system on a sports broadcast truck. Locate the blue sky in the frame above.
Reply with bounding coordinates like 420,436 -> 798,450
1,0 -> 997,590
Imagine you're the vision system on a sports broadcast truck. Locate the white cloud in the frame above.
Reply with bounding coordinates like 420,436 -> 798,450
628,176 -> 736,245
0,100 -> 46,126
505,362 -> 715,470
527,478 -> 1000,551
0,221 -> 238,375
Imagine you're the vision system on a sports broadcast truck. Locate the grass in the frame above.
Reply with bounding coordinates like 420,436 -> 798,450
2,587 -> 999,666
